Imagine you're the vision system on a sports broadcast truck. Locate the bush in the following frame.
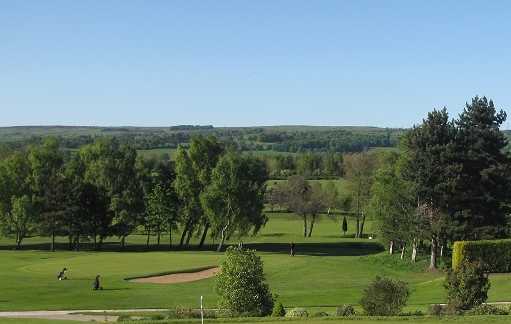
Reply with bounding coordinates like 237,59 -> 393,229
428,304 -> 445,316
216,246 -> 274,316
173,306 -> 217,319
444,261 -> 490,312
400,310 -> 424,316
360,276 -> 409,316
336,304 -> 356,317
285,308 -> 309,318
466,304 -> 509,315
452,239 -> 511,272
312,311 -> 329,317
271,302 -> 286,317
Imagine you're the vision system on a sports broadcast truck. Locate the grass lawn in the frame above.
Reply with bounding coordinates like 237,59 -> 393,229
149,316 -> 511,324
137,148 -> 177,160
0,213 -> 511,313
3,315 -> 511,324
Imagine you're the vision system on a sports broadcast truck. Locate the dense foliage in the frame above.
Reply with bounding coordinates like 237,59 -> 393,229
271,302 -> 286,317
216,246 -> 274,316
372,96 -> 511,270
0,125 -> 401,153
360,276 -> 409,316
445,261 -> 490,312
0,135 -> 267,251
452,239 -> 511,273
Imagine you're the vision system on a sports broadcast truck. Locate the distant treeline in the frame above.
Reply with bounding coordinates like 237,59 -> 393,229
258,152 -> 344,179
0,125 -> 402,154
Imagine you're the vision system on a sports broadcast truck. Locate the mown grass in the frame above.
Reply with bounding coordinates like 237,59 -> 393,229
128,316 -> 511,324
0,213 -> 511,313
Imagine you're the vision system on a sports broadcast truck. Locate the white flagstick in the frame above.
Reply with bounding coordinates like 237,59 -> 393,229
200,295 -> 204,324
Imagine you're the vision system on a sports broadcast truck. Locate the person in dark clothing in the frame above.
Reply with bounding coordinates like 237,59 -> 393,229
57,268 -> 68,280
290,242 -> 296,256
93,275 -> 102,290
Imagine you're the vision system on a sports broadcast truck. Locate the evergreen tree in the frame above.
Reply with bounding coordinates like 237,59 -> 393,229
401,108 -> 458,269
454,97 -> 511,239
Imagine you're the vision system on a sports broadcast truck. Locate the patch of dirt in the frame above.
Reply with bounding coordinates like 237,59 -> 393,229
130,267 -> 219,284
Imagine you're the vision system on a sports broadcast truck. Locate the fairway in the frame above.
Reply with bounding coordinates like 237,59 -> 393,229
0,213 -> 510,313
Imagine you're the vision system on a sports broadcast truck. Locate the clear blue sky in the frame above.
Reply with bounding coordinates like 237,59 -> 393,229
2,1 -> 511,128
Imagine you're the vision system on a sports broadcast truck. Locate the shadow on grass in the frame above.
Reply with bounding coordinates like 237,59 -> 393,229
0,240 -> 384,256
243,242 -> 384,256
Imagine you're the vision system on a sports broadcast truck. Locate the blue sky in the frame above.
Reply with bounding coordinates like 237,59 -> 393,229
2,1 -> 511,128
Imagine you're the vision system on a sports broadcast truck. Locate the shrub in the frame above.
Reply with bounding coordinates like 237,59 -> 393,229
216,246 -> 274,316
445,261 -> 490,312
360,276 -> 409,316
466,304 -> 508,315
285,308 -> 308,318
271,302 -> 286,317
400,310 -> 424,316
428,304 -> 445,316
452,239 -> 511,272
336,304 -> 356,317
312,311 -> 329,317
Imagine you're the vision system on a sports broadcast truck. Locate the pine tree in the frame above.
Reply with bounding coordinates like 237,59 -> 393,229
454,97 -> 511,239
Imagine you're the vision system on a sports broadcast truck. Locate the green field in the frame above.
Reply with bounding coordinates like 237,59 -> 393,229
137,148 -> 177,160
266,179 -> 349,193
1,213 -> 511,318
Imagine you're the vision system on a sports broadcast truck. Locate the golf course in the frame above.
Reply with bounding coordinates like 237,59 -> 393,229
2,213 -> 511,320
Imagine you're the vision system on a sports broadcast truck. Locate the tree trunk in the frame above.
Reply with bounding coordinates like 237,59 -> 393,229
217,218 -> 231,252
400,244 -> 405,260
185,228 -> 193,246
356,187 -> 361,238
16,232 -> 21,250
98,236 -> 103,251
429,237 -> 437,271
303,214 -> 308,238
355,217 -> 360,238
411,239 -> 417,263
179,227 -> 188,247
307,215 -> 316,237
217,226 -> 227,252
68,235 -> 73,250
146,231 -> 150,247
93,234 -> 97,250
121,236 -> 126,249
169,229 -> 172,249
198,223 -> 209,249
51,228 -> 56,252
440,244 -> 444,257
389,240 -> 394,254
157,230 -> 161,246
358,212 -> 366,238
179,219 -> 192,247
74,235 -> 80,251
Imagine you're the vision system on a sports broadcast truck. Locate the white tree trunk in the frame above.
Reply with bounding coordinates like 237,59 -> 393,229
389,240 -> 394,255
411,239 -> 417,263
400,245 -> 405,260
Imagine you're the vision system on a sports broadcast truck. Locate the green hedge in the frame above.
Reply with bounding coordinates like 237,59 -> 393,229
452,239 -> 511,273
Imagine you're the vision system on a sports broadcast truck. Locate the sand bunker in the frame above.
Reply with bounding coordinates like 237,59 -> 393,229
130,267 -> 219,284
